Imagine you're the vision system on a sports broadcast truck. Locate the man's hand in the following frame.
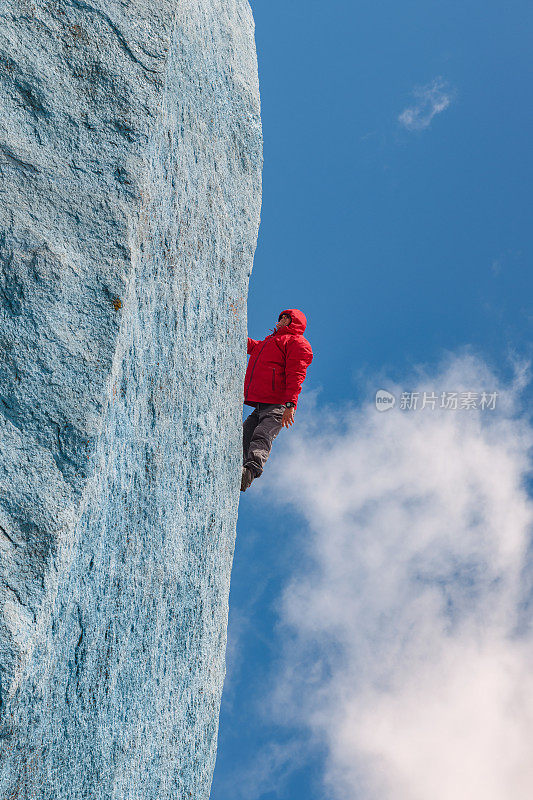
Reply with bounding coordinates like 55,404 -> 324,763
281,407 -> 295,428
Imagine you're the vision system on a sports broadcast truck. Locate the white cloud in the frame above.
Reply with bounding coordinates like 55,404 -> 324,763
260,355 -> 533,800
399,78 -> 453,131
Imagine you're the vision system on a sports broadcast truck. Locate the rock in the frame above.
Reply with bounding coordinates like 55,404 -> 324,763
0,1 -> 261,797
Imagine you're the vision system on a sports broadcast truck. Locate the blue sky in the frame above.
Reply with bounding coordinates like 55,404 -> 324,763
211,2 -> 533,798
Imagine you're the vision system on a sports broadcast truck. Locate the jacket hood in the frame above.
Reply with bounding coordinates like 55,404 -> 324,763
276,308 -> 307,336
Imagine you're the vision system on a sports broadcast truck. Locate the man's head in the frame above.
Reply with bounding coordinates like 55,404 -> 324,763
276,312 -> 291,329
275,308 -> 307,335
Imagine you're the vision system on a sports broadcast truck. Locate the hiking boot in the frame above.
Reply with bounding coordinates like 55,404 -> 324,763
240,466 -> 254,492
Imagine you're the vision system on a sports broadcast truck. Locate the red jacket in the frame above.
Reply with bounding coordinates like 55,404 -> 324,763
244,308 -> 313,409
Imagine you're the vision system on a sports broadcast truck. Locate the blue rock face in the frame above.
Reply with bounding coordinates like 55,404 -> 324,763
0,1 -> 261,796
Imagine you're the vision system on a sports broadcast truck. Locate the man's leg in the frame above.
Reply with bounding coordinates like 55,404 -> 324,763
243,407 -> 259,465
243,404 -> 285,478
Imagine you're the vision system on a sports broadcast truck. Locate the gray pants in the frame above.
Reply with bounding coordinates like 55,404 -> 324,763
242,403 -> 285,478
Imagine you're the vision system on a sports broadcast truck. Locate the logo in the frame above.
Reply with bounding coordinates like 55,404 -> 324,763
375,389 -> 396,411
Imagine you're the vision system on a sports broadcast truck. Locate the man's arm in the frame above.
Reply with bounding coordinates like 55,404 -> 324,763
284,338 -> 314,409
247,337 -> 260,354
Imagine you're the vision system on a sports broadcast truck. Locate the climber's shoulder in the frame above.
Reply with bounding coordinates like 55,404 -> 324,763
279,332 -> 313,359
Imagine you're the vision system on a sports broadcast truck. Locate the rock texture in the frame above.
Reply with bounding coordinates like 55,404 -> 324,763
0,1 -> 261,797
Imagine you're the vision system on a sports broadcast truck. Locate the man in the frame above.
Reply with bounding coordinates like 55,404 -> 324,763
241,308 -> 313,492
